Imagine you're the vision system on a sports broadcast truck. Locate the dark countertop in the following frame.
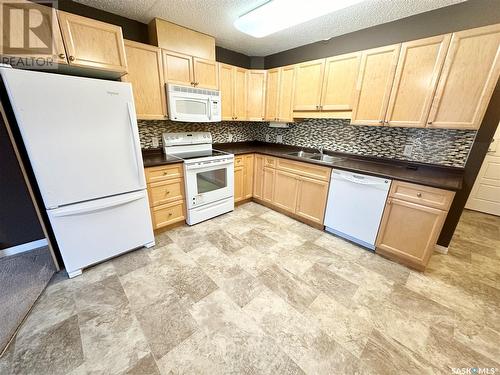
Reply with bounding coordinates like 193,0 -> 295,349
143,141 -> 464,191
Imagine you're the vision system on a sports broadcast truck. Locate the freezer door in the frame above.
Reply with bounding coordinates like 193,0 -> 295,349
47,190 -> 154,275
1,68 -> 146,208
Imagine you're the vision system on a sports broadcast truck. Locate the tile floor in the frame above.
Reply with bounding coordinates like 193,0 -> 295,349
1,203 -> 499,374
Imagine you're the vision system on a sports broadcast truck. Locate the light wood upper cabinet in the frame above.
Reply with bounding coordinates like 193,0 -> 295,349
0,1 -> 68,65
193,57 -> 218,89
123,40 -> 166,120
57,10 -> 127,74
218,63 -> 247,120
351,44 -> 401,126
296,176 -> 329,224
427,24 -> 500,130
247,70 -> 267,121
321,52 -> 361,111
219,63 -> 234,121
385,35 -> 451,128
277,65 -> 296,122
294,59 -> 325,111
233,67 -> 247,120
162,50 -> 193,86
265,68 -> 280,121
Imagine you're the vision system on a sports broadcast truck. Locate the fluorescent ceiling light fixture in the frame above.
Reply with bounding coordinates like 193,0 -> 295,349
234,0 -> 365,38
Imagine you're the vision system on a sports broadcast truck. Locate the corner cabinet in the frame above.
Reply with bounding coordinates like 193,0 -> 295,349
57,11 -> 128,75
376,181 -> 455,270
122,40 -> 166,120
426,24 -> 500,130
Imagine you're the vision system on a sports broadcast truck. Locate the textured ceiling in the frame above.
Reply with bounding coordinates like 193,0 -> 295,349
73,0 -> 467,56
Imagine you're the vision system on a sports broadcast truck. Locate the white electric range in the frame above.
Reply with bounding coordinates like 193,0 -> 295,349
163,132 -> 234,225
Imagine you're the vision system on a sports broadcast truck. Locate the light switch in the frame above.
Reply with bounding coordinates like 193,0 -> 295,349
403,144 -> 413,157
152,136 -> 159,148
266,134 -> 270,142
276,135 -> 283,143
228,133 -> 233,142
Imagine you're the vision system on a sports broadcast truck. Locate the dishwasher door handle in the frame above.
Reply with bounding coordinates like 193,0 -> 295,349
336,173 -> 389,186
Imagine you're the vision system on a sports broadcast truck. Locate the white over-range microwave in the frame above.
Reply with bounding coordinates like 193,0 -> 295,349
166,84 -> 221,122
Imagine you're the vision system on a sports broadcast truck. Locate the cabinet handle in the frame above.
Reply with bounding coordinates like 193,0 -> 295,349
69,56 -> 75,61
163,171 -> 168,175
417,192 -> 422,198
427,121 -> 433,125
387,198 -> 392,205
58,53 -> 65,59
168,212 -> 172,217
166,191 -> 170,195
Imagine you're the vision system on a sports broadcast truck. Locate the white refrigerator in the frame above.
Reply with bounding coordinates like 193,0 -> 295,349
0,67 -> 155,277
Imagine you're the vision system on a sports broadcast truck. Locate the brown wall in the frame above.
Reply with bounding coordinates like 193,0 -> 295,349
265,0 -> 500,68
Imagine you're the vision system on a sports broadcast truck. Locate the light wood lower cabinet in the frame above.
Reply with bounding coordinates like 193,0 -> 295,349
234,154 -> 254,203
145,163 -> 186,230
253,154 -> 331,225
376,180 -> 455,270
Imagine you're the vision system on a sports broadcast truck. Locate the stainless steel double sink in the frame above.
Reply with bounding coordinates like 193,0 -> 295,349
286,150 -> 345,163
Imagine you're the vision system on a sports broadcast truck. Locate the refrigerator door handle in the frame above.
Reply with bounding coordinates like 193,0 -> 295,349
127,102 -> 146,187
51,192 -> 145,217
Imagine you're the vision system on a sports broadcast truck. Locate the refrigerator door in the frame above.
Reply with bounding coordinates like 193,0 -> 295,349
47,190 -> 154,276
1,68 -> 146,208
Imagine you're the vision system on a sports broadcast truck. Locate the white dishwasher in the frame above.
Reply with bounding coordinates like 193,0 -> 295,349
324,170 -> 391,250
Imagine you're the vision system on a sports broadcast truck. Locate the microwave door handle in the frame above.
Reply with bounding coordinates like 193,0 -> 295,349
208,99 -> 212,121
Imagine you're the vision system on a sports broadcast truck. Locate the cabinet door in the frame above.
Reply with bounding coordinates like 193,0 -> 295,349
277,65 -> 296,122
193,57 -> 218,89
162,50 -> 193,86
219,63 -> 234,120
272,170 -> 299,213
293,59 -> 325,111
385,35 -> 451,128
123,40 -> 166,120
243,154 -> 254,199
376,198 -> 446,270
0,2 -> 68,65
265,68 -> 280,121
234,166 -> 245,202
253,155 -> 264,199
262,167 -> 275,203
295,176 -> 329,224
321,52 -> 361,111
351,44 -> 401,126
247,70 -> 267,121
233,67 -> 247,120
57,11 -> 127,73
427,24 -> 500,130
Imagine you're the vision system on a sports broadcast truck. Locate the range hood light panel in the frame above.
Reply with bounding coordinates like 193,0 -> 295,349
234,0 -> 364,38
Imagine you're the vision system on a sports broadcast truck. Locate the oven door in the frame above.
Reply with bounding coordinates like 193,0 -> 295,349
168,93 -> 211,122
185,159 -> 234,209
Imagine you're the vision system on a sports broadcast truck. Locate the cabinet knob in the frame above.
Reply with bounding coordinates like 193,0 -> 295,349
379,120 -> 384,124
166,191 -> 170,194
58,53 -> 65,59
69,55 -> 75,61
163,171 -> 168,175
168,212 -> 172,217
427,121 -> 433,125
417,192 -> 422,197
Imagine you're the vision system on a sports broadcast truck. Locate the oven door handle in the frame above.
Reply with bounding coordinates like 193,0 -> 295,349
185,159 -> 234,170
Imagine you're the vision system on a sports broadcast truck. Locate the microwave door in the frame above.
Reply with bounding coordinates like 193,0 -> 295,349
172,96 -> 210,122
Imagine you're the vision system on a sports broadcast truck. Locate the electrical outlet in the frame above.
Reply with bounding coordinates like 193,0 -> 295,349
403,144 -> 413,157
276,134 -> 283,143
266,134 -> 270,142
152,136 -> 159,148
228,133 -> 233,142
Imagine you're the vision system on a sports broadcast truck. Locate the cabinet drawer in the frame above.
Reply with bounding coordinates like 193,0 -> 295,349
390,181 -> 455,210
264,156 -> 276,168
145,163 -> 183,184
148,178 -> 184,207
276,158 -> 331,181
234,156 -> 244,167
151,201 -> 185,229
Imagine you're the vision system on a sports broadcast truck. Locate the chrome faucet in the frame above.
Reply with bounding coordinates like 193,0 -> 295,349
317,146 -> 324,155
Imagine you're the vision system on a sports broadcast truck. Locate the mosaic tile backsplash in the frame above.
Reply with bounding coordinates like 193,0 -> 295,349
138,119 -> 476,167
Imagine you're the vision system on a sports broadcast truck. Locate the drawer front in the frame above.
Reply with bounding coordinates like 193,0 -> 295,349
148,178 -> 184,207
264,156 -> 276,168
276,158 -> 331,181
234,156 -> 244,167
145,163 -> 183,184
151,201 -> 185,229
390,181 -> 455,210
